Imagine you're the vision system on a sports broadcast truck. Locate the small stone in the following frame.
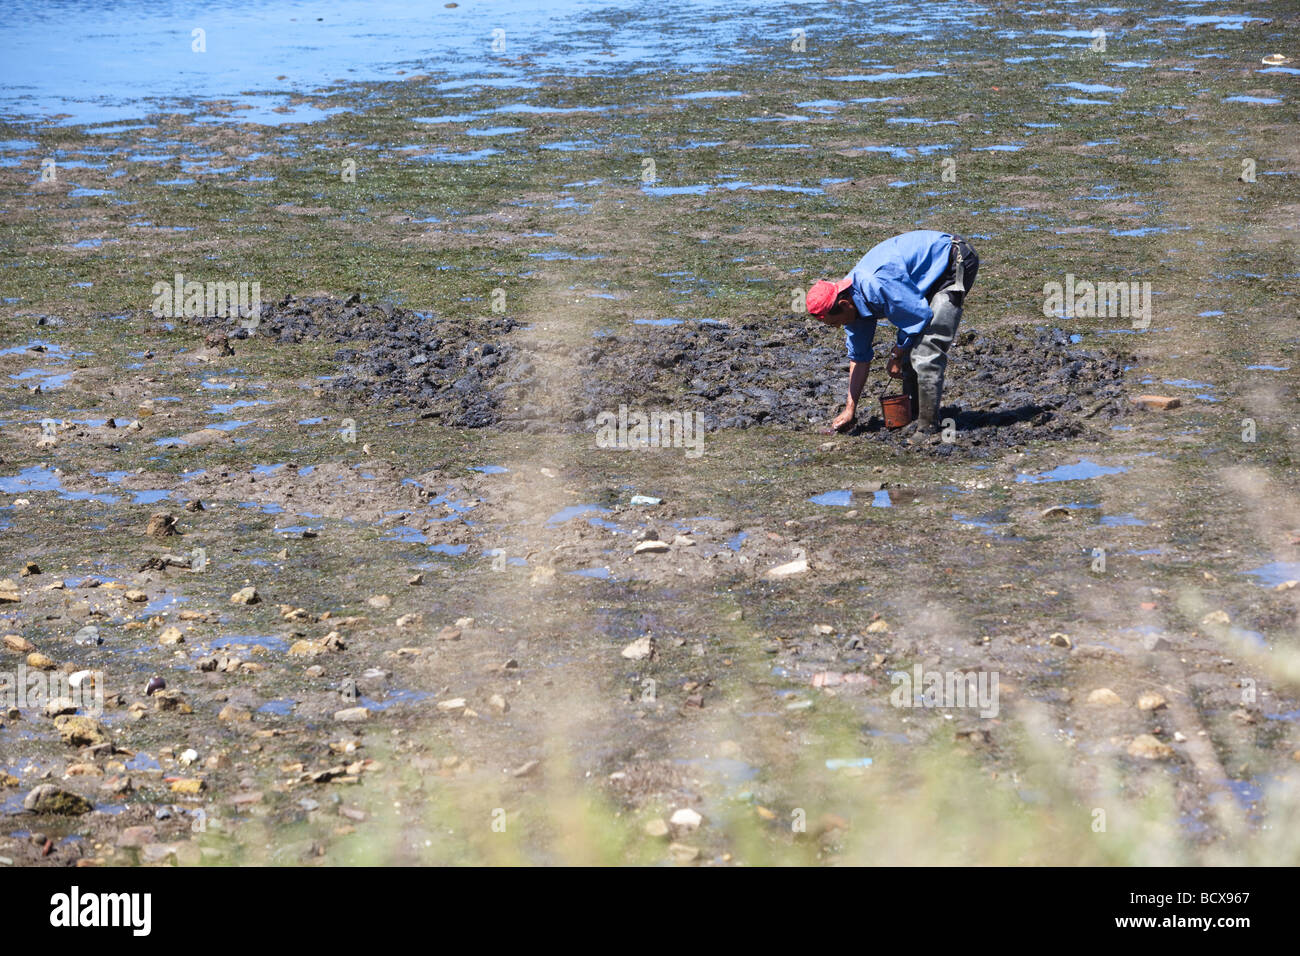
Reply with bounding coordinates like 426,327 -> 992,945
145,676 -> 166,696
144,513 -> 178,538
668,842 -> 699,862
333,707 -> 370,722
124,589 -> 149,603
670,807 -> 703,830
367,594 -> 392,609
1142,633 -> 1173,652
1128,734 -> 1174,760
407,573 -> 424,586
178,748 -> 198,766
866,620 -> 889,634
511,759 -> 540,778
437,698 -> 467,712
395,613 -> 421,628
1200,610 -> 1231,627
44,698 -> 79,718
20,562 -> 41,576
185,500 -> 204,512
621,636 -> 654,661
1132,395 -> 1181,411
169,778 -> 205,795
1040,506 -> 1072,519
118,825 -> 157,848
634,540 -> 670,555
153,690 -> 192,714
218,705 -> 252,723
1137,692 -> 1167,712
1048,632 -> 1072,648
54,715 -> 109,747
1086,688 -> 1124,707
74,625 -> 102,646
488,694 -> 509,713
765,557 -> 808,578
437,626 -> 462,641
23,785 -> 93,815
27,652 -> 57,671
158,626 -> 185,646
644,818 -> 670,838
230,586 -> 260,605
3,634 -> 35,653
812,624 -> 835,635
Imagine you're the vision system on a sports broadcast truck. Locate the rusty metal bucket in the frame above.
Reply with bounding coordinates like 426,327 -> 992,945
880,394 -> 913,429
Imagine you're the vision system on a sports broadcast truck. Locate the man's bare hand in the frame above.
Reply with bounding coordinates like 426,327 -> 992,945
886,347 -> 909,379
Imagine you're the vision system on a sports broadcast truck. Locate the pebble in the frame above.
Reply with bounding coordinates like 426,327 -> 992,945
144,513 -> 178,538
124,589 -> 148,603
74,625 -> 103,646
644,818 -> 670,838
1127,734 -> 1174,760
27,652 -> 57,671
230,586 -> 260,605
634,540 -> 670,554
23,785 -> 93,815
158,626 -> 185,646
367,594 -> 392,609
1086,688 -> 1124,707
670,807 -> 703,830
333,707 -> 370,722
766,557 -> 809,578
1137,692 -> 1167,712
3,634 -> 35,653
621,636 -> 654,661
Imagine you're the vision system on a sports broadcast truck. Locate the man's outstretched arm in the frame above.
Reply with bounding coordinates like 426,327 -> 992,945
830,359 -> 870,431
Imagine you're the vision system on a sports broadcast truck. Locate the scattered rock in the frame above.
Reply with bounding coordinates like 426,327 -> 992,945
1131,395 -> 1181,411
3,634 -> 35,653
765,557 -> 808,578
230,586 -> 260,605
633,539 -> 670,555
1048,632 -> 1072,648
367,594 -> 392,609
144,513 -> 178,538
644,818 -> 670,838
1137,692 -> 1167,712
621,636 -> 655,661
158,626 -> 185,646
23,785 -> 93,815
670,807 -> 703,830
668,842 -> 700,862
1127,734 -> 1174,760
1086,688 -> 1123,707
27,652 -> 57,671
333,707 -> 370,722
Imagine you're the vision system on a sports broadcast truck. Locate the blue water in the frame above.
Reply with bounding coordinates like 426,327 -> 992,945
1017,460 -> 1127,484
2,0 -> 975,126
1244,562 -> 1300,588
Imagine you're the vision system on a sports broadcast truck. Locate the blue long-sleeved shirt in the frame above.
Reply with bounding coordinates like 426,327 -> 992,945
842,230 -> 953,362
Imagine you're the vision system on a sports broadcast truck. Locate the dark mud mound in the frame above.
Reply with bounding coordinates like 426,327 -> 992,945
189,294 -> 521,427
553,321 -> 1131,450
188,297 -> 1129,445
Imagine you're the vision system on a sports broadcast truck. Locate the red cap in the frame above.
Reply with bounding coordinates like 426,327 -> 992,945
806,276 -> 853,317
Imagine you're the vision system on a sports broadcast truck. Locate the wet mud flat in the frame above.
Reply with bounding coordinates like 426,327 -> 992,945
193,295 -> 1130,453
1,0 -> 1298,868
